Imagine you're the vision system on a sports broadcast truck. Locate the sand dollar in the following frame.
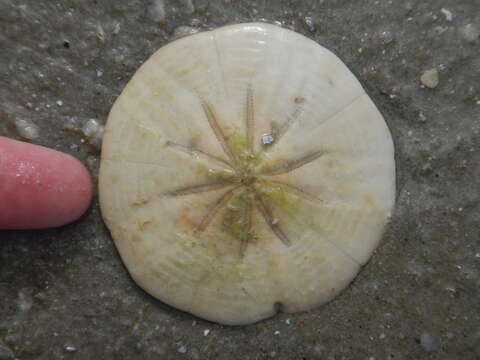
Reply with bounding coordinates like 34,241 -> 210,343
99,23 -> 396,325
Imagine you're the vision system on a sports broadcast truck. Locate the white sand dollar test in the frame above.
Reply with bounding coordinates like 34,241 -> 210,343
99,23 -> 396,325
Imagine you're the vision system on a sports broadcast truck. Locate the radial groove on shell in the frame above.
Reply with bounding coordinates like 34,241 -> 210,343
99,23 -> 396,325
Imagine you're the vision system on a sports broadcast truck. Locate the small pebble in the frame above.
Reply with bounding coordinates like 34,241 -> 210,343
379,30 -> 394,45
420,69 -> 439,89
86,155 -> 99,170
18,288 -> 33,312
82,119 -> 105,149
0,343 -> 14,360
96,24 -> 106,43
203,329 -> 210,336
173,26 -> 200,40
190,18 -> 202,27
313,343 -> 325,355
459,23 -> 480,42
146,0 -> 166,23
178,345 -> 187,354
56,100 -> 63,106
15,119 -> 40,140
440,8 -> 453,22
420,333 -> 435,352
274,330 -> 280,335
182,0 -> 195,14
304,16 -> 316,32
113,22 -> 121,34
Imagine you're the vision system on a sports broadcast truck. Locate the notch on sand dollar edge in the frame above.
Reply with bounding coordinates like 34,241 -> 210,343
99,22 -> 396,325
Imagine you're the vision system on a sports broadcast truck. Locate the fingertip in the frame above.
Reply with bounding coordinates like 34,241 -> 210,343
0,137 -> 94,230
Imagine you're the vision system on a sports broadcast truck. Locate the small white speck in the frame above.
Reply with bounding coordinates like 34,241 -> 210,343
444,284 -> 456,293
56,100 -> 63,106
271,218 -> 279,225
261,134 -> 274,145
65,346 -> 77,352
203,329 -> 210,336
178,345 -> 187,354
97,69 -> 104,77
274,330 -> 280,335
285,319 -> 291,325
440,8 -> 453,21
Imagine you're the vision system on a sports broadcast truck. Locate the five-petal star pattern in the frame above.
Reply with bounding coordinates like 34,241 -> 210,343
166,87 -> 326,255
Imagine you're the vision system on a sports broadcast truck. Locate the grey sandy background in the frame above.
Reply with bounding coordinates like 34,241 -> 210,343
0,0 -> 479,359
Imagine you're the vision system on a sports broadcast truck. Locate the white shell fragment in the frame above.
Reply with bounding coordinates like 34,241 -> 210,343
99,23 -> 396,325
261,134 -> 275,145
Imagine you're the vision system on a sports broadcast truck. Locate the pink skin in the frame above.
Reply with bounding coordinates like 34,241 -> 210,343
0,136 -> 93,230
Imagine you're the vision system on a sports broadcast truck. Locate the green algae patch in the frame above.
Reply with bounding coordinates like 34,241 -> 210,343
174,227 -> 261,282
221,191 -> 257,244
254,179 -> 327,235
254,180 -> 300,220
194,165 -> 238,184
226,131 -> 262,172
207,168 -> 239,183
